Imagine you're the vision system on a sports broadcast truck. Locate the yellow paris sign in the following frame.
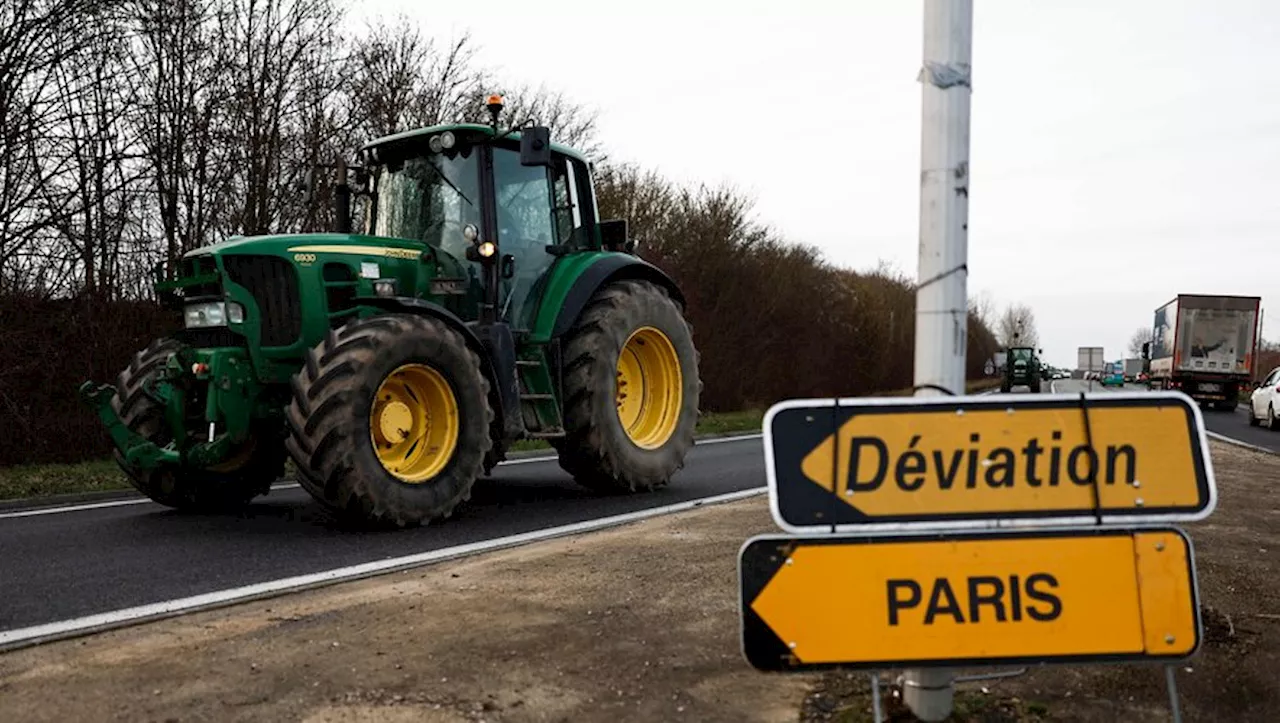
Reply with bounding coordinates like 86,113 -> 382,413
739,528 -> 1201,671
764,391 -> 1214,531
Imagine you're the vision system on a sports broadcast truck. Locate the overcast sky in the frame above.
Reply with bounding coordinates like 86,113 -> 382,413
354,0 -> 1278,369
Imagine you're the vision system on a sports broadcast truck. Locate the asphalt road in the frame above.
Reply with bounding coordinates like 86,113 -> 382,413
5,380 -> 1275,644
1204,404 -> 1280,453
0,436 -> 764,635
1044,377 -> 1280,455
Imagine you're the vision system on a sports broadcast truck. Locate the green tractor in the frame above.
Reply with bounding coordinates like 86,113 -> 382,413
1000,346 -> 1042,393
79,95 -> 701,527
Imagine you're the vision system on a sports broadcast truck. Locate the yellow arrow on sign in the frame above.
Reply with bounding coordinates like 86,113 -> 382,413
784,395 -> 1209,522
740,528 -> 1199,670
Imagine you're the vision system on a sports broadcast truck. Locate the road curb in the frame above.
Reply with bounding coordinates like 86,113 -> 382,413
1206,431 -> 1279,456
0,430 -> 766,513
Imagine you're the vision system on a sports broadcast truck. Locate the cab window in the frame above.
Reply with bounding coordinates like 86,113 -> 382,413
551,156 -> 593,250
492,147 -> 555,324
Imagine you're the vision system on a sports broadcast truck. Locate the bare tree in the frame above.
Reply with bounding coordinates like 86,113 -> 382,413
0,0 -> 108,292
128,0 -> 233,268
998,303 -> 1039,347
215,0 -> 345,237
968,289 -> 995,328
36,3 -> 151,299
594,162 -> 676,251
346,23 -> 486,140
1128,326 -> 1152,357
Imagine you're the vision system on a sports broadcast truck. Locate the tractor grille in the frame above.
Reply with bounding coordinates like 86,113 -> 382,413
222,255 -> 303,347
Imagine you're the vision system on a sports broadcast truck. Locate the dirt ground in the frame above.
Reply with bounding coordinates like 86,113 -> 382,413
0,440 -> 1276,723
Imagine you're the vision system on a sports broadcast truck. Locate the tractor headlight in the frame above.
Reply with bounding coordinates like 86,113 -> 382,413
185,302 -> 225,328
184,301 -> 245,328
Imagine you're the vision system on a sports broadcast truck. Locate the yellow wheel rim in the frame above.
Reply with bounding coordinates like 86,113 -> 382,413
370,363 -> 460,483
615,326 -> 683,450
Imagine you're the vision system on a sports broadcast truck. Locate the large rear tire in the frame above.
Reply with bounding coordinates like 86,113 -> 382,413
285,315 -> 492,527
557,280 -> 701,493
110,339 -> 286,511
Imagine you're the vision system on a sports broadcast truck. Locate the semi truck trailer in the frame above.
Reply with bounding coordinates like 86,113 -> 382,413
1144,294 -> 1261,410
1123,358 -> 1144,382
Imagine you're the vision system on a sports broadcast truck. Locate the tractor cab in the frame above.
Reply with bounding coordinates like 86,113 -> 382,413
351,95 -> 618,331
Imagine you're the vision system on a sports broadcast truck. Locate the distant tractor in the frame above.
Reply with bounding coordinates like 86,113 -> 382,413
1001,346 -> 1041,393
80,95 -> 701,527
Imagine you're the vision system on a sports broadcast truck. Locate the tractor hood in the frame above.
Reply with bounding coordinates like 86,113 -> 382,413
183,232 -> 425,260
160,232 -> 480,364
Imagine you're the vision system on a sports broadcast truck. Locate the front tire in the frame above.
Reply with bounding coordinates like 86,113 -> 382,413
285,315 -> 493,527
110,339 -> 285,511
558,280 -> 701,492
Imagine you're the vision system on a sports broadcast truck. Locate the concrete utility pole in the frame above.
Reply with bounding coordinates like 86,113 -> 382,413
907,0 -> 973,719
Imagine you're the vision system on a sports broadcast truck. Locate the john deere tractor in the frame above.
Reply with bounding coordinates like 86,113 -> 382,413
1000,346 -> 1041,393
80,96 -> 701,527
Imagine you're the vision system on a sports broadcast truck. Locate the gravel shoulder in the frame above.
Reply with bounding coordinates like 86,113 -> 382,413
0,439 -> 1275,723
0,494 -> 808,723
804,440 -> 1280,722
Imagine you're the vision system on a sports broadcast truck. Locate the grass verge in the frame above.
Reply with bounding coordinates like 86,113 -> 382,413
0,409 -> 768,504
0,459 -> 132,502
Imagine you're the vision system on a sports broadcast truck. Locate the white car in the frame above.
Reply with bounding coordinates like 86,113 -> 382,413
1248,366 -> 1280,429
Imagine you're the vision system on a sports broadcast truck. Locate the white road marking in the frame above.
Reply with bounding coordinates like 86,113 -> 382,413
0,434 -> 765,520
0,486 -> 767,652
1206,431 -> 1278,456
0,484 -> 297,520
1047,381 -> 1275,454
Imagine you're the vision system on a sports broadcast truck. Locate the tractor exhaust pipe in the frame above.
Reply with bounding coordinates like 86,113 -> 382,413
334,157 -> 351,234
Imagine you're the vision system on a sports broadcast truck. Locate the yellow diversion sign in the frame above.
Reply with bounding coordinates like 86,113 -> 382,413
763,391 -> 1214,532
738,528 -> 1201,671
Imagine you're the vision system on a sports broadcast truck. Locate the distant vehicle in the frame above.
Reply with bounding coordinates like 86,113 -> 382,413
1123,358 -> 1143,382
1144,294 -> 1262,410
1248,366 -> 1280,429
1101,362 -> 1126,387
1002,346 -> 1041,393
1077,346 -> 1104,382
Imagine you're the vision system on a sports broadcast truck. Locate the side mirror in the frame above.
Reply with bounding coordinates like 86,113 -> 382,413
520,126 -> 552,167
500,254 -> 515,280
599,219 -> 629,253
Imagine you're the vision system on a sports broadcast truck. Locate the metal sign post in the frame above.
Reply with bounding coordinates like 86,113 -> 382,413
907,2 -> 974,715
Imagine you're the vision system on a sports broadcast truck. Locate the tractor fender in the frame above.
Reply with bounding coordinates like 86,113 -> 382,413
354,296 -> 522,441
550,255 -> 686,339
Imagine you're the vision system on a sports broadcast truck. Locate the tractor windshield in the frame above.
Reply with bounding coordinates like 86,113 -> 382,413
1010,348 -> 1034,362
368,147 -> 481,264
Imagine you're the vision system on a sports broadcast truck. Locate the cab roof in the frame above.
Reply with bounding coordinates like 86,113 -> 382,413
361,123 -> 592,165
